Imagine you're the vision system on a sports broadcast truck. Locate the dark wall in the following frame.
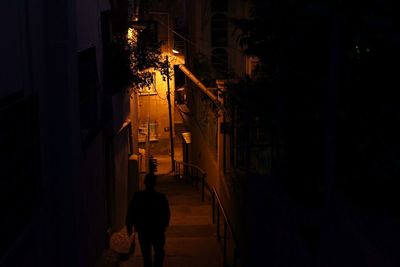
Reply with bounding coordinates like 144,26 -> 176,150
0,93 -> 41,259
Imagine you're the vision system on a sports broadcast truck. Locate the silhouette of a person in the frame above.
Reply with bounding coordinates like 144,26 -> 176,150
126,173 -> 170,267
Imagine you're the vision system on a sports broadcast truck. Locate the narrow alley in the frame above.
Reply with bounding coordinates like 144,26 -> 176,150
4,1 -> 400,266
120,134 -> 224,267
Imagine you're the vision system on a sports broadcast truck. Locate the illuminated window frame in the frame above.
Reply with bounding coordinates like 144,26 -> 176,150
211,13 -> 228,47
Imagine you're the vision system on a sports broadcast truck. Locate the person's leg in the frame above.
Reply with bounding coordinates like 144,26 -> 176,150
138,232 -> 152,267
152,232 -> 166,267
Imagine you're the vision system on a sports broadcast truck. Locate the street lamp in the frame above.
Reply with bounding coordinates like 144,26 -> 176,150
165,55 -> 175,171
149,11 -> 181,172
166,49 -> 182,172
129,13 -> 180,172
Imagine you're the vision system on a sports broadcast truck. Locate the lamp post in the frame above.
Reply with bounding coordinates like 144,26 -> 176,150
165,55 -> 175,171
149,11 -> 178,172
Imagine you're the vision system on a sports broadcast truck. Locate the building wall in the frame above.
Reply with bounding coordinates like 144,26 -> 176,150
0,0 -> 115,266
77,0 -> 111,91
112,126 -> 130,230
185,0 -> 249,78
188,109 -> 219,187
0,2 -> 29,98
130,92 -> 140,154
138,64 -> 176,142
186,1 -> 400,266
185,3 -> 243,180
77,133 -> 108,267
183,0 -> 252,264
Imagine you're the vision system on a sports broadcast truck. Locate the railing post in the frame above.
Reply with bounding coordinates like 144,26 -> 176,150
181,163 -> 183,178
175,161 -> 177,177
179,162 -> 182,179
212,192 -> 215,224
233,247 -> 238,267
181,163 -> 183,180
201,174 -> 205,201
196,168 -> 199,188
191,166 -> 194,187
217,206 -> 220,242
223,221 -> 228,267
183,164 -> 187,182
189,166 -> 192,184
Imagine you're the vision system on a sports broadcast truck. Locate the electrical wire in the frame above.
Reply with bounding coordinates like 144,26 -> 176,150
154,86 -> 167,100
157,19 -> 243,54
156,18 -> 244,71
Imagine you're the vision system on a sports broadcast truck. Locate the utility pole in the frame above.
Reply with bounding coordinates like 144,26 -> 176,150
166,55 -> 175,171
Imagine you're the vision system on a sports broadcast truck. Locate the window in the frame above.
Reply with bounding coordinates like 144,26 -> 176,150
211,14 -> 228,47
211,0 -> 228,12
246,56 -> 260,77
231,109 -> 249,169
138,72 -> 157,95
146,20 -> 158,43
138,121 -> 159,142
211,48 -> 228,74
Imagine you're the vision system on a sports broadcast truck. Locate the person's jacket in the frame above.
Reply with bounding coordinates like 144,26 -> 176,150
126,189 -> 170,233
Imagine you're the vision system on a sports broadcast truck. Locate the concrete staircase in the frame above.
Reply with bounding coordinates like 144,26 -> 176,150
120,174 -> 223,267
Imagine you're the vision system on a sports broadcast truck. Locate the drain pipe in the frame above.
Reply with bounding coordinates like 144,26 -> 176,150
178,64 -> 221,106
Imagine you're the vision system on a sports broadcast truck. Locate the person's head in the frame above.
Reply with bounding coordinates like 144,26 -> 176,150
144,173 -> 157,190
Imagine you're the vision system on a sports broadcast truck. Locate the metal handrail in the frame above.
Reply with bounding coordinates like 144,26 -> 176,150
174,160 -> 209,201
174,160 -> 206,175
173,160 -> 240,267
212,186 -> 240,267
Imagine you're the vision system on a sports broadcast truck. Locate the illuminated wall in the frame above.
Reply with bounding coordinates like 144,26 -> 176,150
138,54 -> 177,143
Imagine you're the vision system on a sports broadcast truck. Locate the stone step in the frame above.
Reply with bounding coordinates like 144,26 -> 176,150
119,173 -> 223,267
167,225 -> 216,238
125,237 -> 223,267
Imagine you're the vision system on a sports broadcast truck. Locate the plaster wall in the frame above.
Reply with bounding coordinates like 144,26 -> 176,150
138,58 -> 176,143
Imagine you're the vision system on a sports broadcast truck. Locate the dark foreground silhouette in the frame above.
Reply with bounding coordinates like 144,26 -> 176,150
126,173 -> 170,267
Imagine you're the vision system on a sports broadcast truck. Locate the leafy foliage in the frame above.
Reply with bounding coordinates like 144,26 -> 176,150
231,0 -> 400,203
129,24 -> 163,90
111,23 -> 163,92
230,2 -> 400,265
111,34 -> 134,92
